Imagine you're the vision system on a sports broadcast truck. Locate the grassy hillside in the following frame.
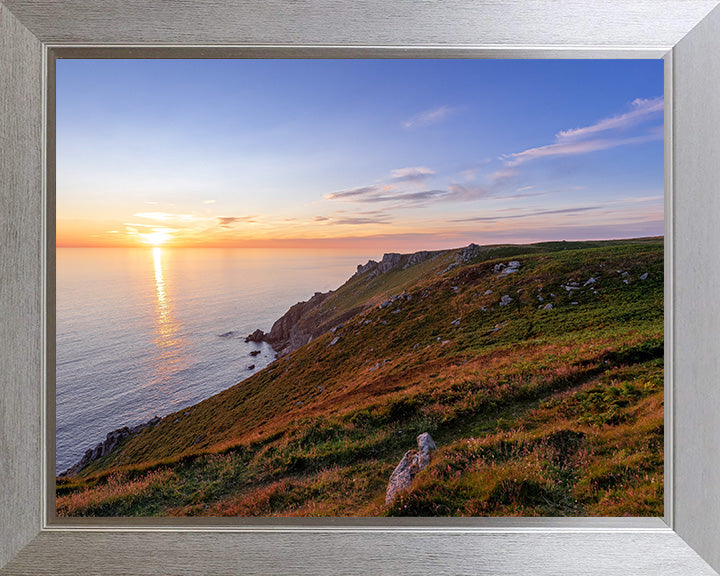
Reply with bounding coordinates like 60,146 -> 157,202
56,238 -> 664,517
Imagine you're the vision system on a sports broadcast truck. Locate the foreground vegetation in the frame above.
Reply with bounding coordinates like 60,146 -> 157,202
57,238 -> 664,517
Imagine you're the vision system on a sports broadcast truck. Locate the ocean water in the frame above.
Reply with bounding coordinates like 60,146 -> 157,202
55,247 -> 372,474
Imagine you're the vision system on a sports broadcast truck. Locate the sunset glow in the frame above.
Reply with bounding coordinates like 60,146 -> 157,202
141,230 -> 173,246
57,60 -> 663,251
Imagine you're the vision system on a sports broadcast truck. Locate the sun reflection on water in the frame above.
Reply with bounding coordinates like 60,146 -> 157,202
152,246 -> 178,346
149,247 -> 190,397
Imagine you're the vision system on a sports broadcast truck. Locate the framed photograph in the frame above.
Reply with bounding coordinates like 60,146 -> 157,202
53,57 -> 666,521
2,1 -> 720,574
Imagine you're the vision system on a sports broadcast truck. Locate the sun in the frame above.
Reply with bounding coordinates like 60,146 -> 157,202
140,231 -> 172,246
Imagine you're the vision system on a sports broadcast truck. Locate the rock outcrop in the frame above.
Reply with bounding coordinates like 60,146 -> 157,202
246,290 -> 366,358
377,253 -> 402,274
494,260 -> 521,276
355,250 -> 437,278
249,249 -> 442,358
403,251 -> 432,269
244,245 -> 469,360
59,416 -> 161,477
441,243 -> 483,274
456,243 -> 481,264
385,432 -> 437,504
256,291 -> 332,356
245,329 -> 265,343
355,260 -> 379,276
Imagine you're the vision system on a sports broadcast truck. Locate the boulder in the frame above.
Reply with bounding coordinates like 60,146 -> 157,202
495,260 -> 521,276
385,432 -> 437,505
245,329 -> 265,343
499,294 -> 513,306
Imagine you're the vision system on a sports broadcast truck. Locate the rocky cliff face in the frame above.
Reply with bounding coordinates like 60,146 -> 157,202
248,248 -> 451,358
261,291 -> 332,356
59,416 -> 162,477
354,249 -> 438,279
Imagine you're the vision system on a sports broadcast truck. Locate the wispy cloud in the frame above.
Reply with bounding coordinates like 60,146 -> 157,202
314,209 -> 393,226
203,199 -> 216,205
445,183 -> 490,201
503,133 -> 662,167
123,222 -> 160,228
390,166 -> 435,182
338,189 -> 450,204
502,97 -> 663,167
134,212 -> 194,222
326,181 -> 501,207
325,176 -> 558,209
217,216 -> 257,228
332,217 -> 391,225
490,168 -> 517,183
557,97 -> 663,141
403,106 -> 455,129
327,167 -> 440,205
325,186 -> 379,201
326,97 -> 664,212
451,206 -> 602,223
497,189 -> 553,201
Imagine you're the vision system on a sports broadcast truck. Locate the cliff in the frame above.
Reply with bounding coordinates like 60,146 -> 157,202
246,248 -> 444,356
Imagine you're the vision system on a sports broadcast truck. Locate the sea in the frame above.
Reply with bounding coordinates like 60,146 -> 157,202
55,247 -> 373,474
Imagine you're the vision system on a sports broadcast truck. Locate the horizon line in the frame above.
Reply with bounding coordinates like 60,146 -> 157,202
56,235 -> 665,250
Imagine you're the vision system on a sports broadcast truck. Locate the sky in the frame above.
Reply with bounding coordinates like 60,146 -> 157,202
56,59 -> 664,251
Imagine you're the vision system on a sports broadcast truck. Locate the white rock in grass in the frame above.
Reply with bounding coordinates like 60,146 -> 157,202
385,433 -> 437,504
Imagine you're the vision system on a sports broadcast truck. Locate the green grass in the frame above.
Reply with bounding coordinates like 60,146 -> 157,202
56,238 -> 664,517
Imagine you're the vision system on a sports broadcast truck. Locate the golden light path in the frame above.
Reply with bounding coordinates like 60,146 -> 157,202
152,247 -> 180,347
149,247 -> 190,396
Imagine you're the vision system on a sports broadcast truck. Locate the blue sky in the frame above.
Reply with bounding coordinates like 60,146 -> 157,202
56,59 -> 664,250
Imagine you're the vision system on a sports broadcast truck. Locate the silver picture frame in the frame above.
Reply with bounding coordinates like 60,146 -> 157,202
2,1 -> 719,574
